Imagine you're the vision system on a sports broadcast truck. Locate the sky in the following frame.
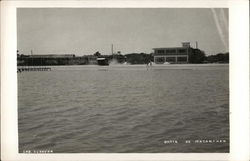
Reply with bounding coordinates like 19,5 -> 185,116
17,8 -> 228,56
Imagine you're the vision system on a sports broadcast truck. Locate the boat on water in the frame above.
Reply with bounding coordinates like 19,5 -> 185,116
97,58 -> 109,66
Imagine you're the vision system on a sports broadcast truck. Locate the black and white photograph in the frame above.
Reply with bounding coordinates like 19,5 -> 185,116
1,1 -> 250,161
17,8 -> 229,153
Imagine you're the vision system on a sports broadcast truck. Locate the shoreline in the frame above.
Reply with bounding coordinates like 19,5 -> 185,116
17,63 -> 229,68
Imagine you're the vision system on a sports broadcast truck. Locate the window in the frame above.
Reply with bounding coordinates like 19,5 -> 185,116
166,49 -> 176,53
177,56 -> 187,62
178,49 -> 186,53
157,50 -> 165,54
166,57 -> 176,62
155,57 -> 165,64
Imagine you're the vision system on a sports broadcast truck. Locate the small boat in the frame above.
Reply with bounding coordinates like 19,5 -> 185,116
97,58 -> 109,66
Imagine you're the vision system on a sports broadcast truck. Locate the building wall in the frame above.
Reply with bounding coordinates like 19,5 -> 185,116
30,54 -> 75,58
154,48 -> 188,56
153,47 -> 190,64
17,57 -> 87,66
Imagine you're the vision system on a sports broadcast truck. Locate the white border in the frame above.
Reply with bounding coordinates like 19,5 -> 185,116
1,1 -> 249,161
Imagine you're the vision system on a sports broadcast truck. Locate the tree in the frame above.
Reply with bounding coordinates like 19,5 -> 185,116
125,53 -> 152,64
93,51 -> 101,57
205,52 -> 229,63
189,49 -> 206,63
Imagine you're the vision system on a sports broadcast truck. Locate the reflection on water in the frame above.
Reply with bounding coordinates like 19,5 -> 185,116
18,64 -> 229,153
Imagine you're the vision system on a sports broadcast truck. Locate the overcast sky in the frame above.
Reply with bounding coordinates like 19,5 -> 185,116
17,8 -> 228,56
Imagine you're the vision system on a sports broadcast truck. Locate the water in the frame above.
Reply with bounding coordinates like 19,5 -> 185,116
18,64 -> 229,153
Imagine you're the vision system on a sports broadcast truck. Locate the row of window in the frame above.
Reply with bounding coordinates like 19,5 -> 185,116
156,49 -> 187,54
155,56 -> 188,63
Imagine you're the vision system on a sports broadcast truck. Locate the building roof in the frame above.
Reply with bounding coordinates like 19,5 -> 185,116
153,47 -> 191,50
29,54 -> 75,58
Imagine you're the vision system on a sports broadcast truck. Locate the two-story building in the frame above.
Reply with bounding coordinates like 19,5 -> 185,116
153,42 -> 195,64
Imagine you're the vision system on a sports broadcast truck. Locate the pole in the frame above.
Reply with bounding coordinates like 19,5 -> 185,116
111,44 -> 113,55
31,50 -> 33,67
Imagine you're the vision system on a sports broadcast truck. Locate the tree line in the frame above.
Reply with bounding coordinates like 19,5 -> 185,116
123,51 -> 229,64
17,50 -> 229,66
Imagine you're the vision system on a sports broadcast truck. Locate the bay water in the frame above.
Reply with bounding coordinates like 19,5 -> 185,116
18,64 -> 229,153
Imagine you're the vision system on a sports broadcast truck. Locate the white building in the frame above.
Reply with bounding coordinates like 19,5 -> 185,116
153,42 -> 194,64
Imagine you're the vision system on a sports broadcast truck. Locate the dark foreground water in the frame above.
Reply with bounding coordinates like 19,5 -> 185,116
18,64 -> 229,153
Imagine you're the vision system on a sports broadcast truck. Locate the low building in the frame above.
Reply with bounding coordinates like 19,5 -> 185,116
17,54 -> 88,66
29,54 -> 75,58
153,42 -> 199,64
